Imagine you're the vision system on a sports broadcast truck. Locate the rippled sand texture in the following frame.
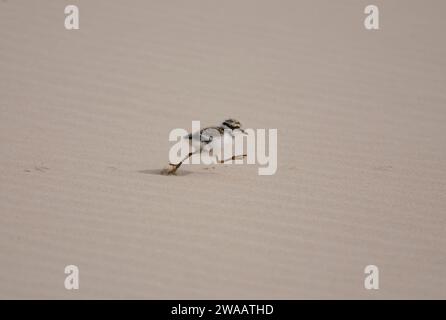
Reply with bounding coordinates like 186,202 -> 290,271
1,0 -> 445,299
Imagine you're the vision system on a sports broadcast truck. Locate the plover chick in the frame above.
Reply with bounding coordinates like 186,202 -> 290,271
162,118 -> 247,175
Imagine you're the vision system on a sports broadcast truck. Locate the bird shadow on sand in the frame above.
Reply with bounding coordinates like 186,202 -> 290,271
138,169 -> 194,176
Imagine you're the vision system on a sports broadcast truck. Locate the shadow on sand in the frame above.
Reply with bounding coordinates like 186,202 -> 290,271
138,169 -> 194,176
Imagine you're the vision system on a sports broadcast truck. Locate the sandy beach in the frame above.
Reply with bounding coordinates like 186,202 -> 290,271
1,0 -> 445,299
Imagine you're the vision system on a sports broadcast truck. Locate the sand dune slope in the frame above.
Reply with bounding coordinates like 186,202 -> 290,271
0,0 -> 446,298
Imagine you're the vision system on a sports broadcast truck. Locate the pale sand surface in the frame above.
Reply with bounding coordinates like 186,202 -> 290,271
1,0 -> 445,299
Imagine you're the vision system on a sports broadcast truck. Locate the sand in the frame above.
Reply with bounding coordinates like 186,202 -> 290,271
0,0 -> 445,299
